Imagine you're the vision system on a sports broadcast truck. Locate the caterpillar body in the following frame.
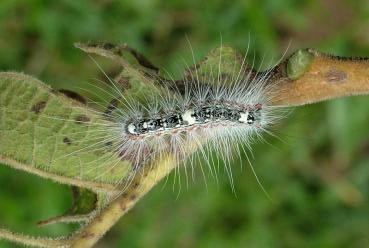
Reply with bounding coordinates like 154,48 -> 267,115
126,101 -> 261,136
105,57 -> 283,191
57,43 -> 286,193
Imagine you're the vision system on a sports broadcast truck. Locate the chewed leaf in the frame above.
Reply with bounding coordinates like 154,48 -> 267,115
69,187 -> 98,215
75,41 -> 159,73
37,187 -> 107,226
0,72 -> 132,191
75,42 -> 163,109
183,46 -> 256,90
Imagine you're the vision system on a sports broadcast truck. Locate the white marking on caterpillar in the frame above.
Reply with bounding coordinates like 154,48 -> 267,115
127,123 -> 137,135
182,109 -> 196,125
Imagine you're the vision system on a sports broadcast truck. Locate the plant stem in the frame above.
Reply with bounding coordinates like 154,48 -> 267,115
69,155 -> 176,248
274,49 -> 369,106
0,228 -> 69,248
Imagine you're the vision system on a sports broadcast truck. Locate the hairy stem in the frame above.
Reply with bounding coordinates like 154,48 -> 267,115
69,155 -> 176,248
0,156 -> 118,193
0,228 -> 68,248
274,49 -> 369,106
37,214 -> 92,227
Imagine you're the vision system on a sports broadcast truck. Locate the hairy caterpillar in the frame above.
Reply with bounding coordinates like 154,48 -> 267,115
51,42 -> 287,194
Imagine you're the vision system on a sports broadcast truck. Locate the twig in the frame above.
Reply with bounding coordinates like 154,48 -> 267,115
0,155 -> 118,193
70,155 -> 176,248
273,49 -> 369,106
37,214 -> 93,227
0,228 -> 69,248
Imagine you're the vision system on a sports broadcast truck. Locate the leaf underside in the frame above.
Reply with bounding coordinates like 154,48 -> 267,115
0,72 -> 131,185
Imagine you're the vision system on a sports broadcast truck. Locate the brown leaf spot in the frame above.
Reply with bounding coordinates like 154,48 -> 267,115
95,215 -> 103,223
130,194 -> 137,201
105,98 -> 120,115
31,101 -> 47,114
63,137 -> 72,145
133,182 -> 139,189
81,231 -> 95,239
58,89 -> 86,104
324,69 -> 347,84
75,115 -> 90,124
120,202 -> 127,211
117,76 -> 131,90
102,42 -> 115,50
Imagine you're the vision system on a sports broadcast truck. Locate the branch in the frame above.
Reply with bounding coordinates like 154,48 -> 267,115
69,155 -> 176,248
273,49 -> 369,106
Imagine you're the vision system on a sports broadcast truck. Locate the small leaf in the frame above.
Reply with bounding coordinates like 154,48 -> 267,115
286,49 -> 314,80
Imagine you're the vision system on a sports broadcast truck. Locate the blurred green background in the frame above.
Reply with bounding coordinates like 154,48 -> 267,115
1,0 -> 369,247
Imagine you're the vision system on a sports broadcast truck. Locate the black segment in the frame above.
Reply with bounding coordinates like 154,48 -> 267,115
147,118 -> 163,131
247,113 -> 255,124
192,105 -> 241,123
134,120 -> 148,134
164,114 -> 183,128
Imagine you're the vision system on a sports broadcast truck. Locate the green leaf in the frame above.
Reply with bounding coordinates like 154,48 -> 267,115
185,46 -> 248,87
0,42 -> 173,195
0,72 -> 131,190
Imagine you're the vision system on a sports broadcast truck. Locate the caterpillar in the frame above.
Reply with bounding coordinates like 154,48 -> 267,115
52,42 -> 287,194
116,71 -> 275,170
